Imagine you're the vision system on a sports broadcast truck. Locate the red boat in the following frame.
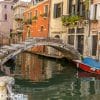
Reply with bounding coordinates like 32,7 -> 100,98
74,57 -> 100,75
77,71 -> 100,80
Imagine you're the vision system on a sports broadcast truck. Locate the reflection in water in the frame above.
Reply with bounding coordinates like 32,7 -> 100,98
0,52 -> 100,100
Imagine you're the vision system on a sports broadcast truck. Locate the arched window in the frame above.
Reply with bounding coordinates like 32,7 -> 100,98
5,14 -> 7,20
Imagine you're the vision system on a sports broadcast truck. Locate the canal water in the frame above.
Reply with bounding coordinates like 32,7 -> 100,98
0,52 -> 100,100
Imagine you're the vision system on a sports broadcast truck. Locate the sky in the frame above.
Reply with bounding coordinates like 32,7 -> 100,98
0,0 -> 31,2
22,0 -> 31,2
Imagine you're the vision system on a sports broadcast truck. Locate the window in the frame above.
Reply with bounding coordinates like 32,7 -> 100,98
34,10 -> 38,17
69,0 -> 72,15
30,12 -> 32,19
28,12 -> 32,19
11,6 -> 13,9
68,28 -> 75,34
77,28 -> 84,33
5,14 -> 7,20
40,26 -> 44,32
54,3 -> 63,18
80,2 -> 85,17
10,29 -> 12,33
94,4 -> 97,19
77,35 -> 84,54
92,35 -> 97,56
44,5 -> 48,17
68,35 -> 74,45
4,5 -> 7,8
90,4 -> 98,20
72,5 -> 75,15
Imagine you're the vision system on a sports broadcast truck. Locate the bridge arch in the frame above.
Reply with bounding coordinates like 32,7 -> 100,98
0,37 -> 81,65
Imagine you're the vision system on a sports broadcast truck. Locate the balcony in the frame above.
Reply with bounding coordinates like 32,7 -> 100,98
32,0 -> 44,5
15,14 -> 23,21
13,1 -> 28,9
16,27 -> 23,33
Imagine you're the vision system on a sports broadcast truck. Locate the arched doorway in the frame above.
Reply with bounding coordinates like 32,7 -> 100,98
55,35 -> 60,39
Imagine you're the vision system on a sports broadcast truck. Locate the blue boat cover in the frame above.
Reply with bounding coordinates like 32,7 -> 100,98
83,57 -> 100,69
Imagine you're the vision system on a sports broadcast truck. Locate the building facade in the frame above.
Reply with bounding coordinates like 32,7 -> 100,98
49,0 -> 90,57
11,0 -> 28,43
90,0 -> 100,60
0,0 -> 13,45
65,0 -> 89,57
23,0 -> 50,52
49,0 -> 68,41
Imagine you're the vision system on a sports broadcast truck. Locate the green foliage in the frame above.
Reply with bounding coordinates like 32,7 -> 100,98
27,19 -> 32,24
40,13 -> 47,17
32,16 -> 38,20
61,15 -> 80,26
15,18 -> 23,22
84,0 -> 89,11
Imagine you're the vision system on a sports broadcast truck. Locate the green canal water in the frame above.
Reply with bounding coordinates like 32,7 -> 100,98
0,52 -> 100,100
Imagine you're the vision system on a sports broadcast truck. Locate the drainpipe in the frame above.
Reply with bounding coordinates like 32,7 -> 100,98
48,0 -> 51,38
97,32 -> 100,61
88,0 -> 92,57
47,0 -> 51,54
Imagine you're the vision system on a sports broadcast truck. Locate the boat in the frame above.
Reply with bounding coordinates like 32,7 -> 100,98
74,57 -> 100,75
77,71 -> 100,80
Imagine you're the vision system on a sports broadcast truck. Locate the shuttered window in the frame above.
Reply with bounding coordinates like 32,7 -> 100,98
92,35 -> 97,56
44,5 -> 48,17
90,4 -> 95,20
90,4 -> 100,20
68,0 -> 72,15
68,35 -> 74,45
80,2 -> 85,17
72,5 -> 75,15
96,4 -> 100,20
54,3 -> 63,18
68,28 -> 75,34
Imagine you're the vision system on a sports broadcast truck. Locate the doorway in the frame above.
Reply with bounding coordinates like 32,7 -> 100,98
77,35 -> 84,54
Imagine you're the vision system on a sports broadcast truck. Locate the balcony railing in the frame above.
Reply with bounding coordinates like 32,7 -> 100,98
16,27 -> 23,32
15,14 -> 23,21
13,1 -> 28,9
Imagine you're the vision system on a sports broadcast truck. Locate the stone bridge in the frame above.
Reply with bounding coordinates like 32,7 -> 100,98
0,37 -> 81,65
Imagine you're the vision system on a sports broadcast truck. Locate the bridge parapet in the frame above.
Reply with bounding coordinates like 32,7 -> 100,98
0,37 -> 81,65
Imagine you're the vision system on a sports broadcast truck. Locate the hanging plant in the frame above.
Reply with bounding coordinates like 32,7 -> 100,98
15,18 -> 23,22
40,13 -> 47,17
32,16 -> 38,20
61,15 -> 80,26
